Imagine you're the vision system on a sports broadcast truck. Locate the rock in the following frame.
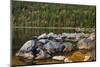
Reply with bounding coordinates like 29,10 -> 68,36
85,49 -> 96,61
23,52 -> 34,60
52,56 -> 65,61
64,51 -> 86,62
63,42 -> 73,52
38,39 -> 48,44
53,42 -> 65,52
43,40 -> 55,53
38,33 -> 47,39
16,40 -> 35,57
47,32 -> 55,38
77,38 -> 95,50
64,58 -> 72,62
83,56 -> 91,61
35,48 -> 51,60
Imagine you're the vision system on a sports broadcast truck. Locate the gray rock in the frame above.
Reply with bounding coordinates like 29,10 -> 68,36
16,40 -> 35,56
35,48 -> 51,59
63,42 -> 73,52
77,38 -> 95,50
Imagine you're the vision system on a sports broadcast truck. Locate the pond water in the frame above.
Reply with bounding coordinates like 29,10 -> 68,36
12,49 -> 96,66
12,28 -> 95,66
12,28 -> 78,54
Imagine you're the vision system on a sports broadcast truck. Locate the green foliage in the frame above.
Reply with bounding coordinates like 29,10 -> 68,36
12,1 -> 96,28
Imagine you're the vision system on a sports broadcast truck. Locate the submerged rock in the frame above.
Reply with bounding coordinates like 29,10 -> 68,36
64,51 -> 93,62
66,51 -> 85,61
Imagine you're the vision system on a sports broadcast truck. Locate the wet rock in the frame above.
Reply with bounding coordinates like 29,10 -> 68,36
16,40 -> 36,57
77,38 -> 95,50
35,48 -> 51,60
64,51 -> 85,62
64,58 -> 72,62
52,56 -> 65,61
43,40 -> 55,53
23,52 -> 34,60
64,50 -> 94,62
38,33 -> 47,39
63,42 -> 73,52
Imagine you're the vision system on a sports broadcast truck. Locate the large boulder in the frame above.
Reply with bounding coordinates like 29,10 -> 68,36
16,40 -> 35,57
77,38 -> 95,50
